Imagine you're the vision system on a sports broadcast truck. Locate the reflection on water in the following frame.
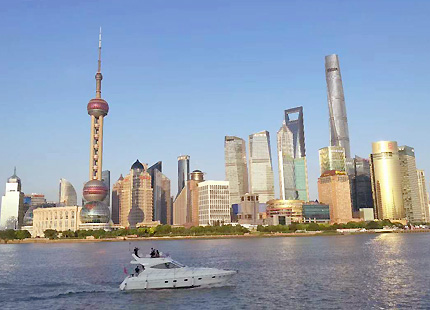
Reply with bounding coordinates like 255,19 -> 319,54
1,234 -> 430,310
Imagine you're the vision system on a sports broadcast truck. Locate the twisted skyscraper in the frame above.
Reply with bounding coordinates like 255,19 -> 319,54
80,29 -> 110,226
325,54 -> 351,158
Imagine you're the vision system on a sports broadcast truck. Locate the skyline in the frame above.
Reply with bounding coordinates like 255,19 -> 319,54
1,1 -> 430,202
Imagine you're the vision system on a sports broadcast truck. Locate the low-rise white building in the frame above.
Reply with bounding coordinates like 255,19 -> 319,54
33,206 -> 82,237
198,181 -> 231,226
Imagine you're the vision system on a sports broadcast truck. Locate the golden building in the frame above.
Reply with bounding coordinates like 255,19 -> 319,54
118,160 -> 158,228
318,170 -> 353,224
33,206 -> 82,237
173,186 -> 187,226
370,141 -> 404,220
318,146 -> 346,175
265,199 -> 304,225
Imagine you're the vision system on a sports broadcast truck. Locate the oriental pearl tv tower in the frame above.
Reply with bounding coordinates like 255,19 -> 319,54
80,29 -> 110,227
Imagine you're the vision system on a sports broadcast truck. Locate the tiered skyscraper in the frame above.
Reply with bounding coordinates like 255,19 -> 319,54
177,155 -> 190,196
80,29 -> 110,226
224,136 -> 249,205
249,131 -> 275,203
0,168 -> 24,229
277,107 -> 309,201
325,54 -> 351,158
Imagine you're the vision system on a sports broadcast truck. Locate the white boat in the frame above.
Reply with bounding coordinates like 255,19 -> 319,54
119,253 -> 237,291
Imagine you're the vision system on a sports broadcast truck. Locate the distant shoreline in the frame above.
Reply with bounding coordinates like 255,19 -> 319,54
2,229 -> 430,244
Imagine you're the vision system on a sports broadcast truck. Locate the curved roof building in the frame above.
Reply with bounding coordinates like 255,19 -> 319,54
59,178 -> 78,207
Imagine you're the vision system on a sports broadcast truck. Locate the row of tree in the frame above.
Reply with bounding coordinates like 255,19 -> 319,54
0,229 -> 31,241
257,220 -> 405,233
42,224 -> 250,240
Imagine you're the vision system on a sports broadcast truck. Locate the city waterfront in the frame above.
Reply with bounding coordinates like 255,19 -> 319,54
1,233 -> 430,309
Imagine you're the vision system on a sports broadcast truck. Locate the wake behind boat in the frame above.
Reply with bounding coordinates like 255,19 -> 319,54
119,248 -> 236,291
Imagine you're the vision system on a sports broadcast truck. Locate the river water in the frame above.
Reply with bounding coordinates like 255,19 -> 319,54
1,233 -> 430,309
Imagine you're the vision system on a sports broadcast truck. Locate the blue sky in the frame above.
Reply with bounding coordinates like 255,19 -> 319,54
1,0 -> 429,201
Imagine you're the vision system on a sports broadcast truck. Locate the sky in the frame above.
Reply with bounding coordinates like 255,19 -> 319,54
1,0 -> 430,202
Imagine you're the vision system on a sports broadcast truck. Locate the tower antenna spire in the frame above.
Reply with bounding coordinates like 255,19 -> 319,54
98,27 -> 102,73
13,166 -> 16,175
95,27 -> 103,98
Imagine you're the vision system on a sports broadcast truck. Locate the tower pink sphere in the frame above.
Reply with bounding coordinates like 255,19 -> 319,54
83,179 -> 108,202
87,98 -> 109,117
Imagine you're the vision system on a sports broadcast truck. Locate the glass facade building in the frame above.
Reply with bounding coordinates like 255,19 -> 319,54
370,141 -> 404,220
177,155 -> 190,197
277,107 -> 309,201
302,203 -> 330,222
417,170 -> 429,222
101,170 -> 110,213
148,161 -> 170,224
350,156 -> 374,214
325,54 -> 351,158
224,136 -> 249,205
319,146 -> 346,175
249,131 -> 275,204
398,146 -> 423,222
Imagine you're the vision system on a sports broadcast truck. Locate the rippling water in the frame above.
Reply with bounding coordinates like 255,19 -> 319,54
1,233 -> 430,309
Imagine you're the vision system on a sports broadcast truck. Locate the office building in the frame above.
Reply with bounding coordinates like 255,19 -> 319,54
0,169 -> 24,229
325,54 -> 351,158
237,193 -> 265,225
148,162 -> 170,224
350,156 -> 374,214
224,136 -> 249,205
161,174 -> 172,225
80,29 -> 110,227
319,146 -> 346,175
398,146 -> 423,222
173,186 -> 187,226
111,174 -> 123,224
249,131 -> 275,203
370,141 -> 404,220
177,155 -> 190,196
302,202 -> 330,223
417,170 -> 429,222
101,170 -> 111,213
277,107 -> 309,201
318,170 -> 353,224
59,179 -> 77,207
118,160 -> 158,228
198,181 -> 231,226
186,170 -> 205,227
266,199 -> 304,225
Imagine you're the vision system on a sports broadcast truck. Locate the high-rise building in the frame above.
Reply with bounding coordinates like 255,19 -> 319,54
59,179 -> 77,207
161,174 -> 172,225
249,131 -> 275,203
198,181 -> 231,226
325,54 -> 351,158
111,174 -> 123,225
417,170 -> 429,222
277,107 -> 309,201
173,186 -> 187,226
186,170 -> 205,227
370,141 -> 404,220
317,170 -> 353,224
350,156 -> 373,214
80,29 -> 110,227
398,146 -> 423,222
148,162 -> 171,224
118,160 -> 157,228
0,168 -> 24,229
224,136 -> 248,205
101,170 -> 111,214
319,146 -> 346,175
177,155 -> 190,196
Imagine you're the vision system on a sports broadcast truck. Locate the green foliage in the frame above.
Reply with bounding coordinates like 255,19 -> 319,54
365,221 -> 380,229
0,229 -> 19,240
44,229 -> 58,239
15,230 -> 31,240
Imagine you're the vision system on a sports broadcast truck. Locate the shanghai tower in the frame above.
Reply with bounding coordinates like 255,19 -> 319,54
325,54 -> 351,158
80,29 -> 111,227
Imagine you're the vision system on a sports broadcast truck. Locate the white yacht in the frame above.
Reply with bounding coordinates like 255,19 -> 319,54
120,253 -> 237,291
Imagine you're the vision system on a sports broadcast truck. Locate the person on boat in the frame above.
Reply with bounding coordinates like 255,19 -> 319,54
155,249 -> 160,258
133,247 -> 139,257
150,248 -> 155,258
135,266 -> 140,276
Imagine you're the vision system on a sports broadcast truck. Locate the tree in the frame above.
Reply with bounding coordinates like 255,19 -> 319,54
15,230 -> 31,240
366,221 -> 380,229
0,229 -> 16,240
44,229 -> 58,239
